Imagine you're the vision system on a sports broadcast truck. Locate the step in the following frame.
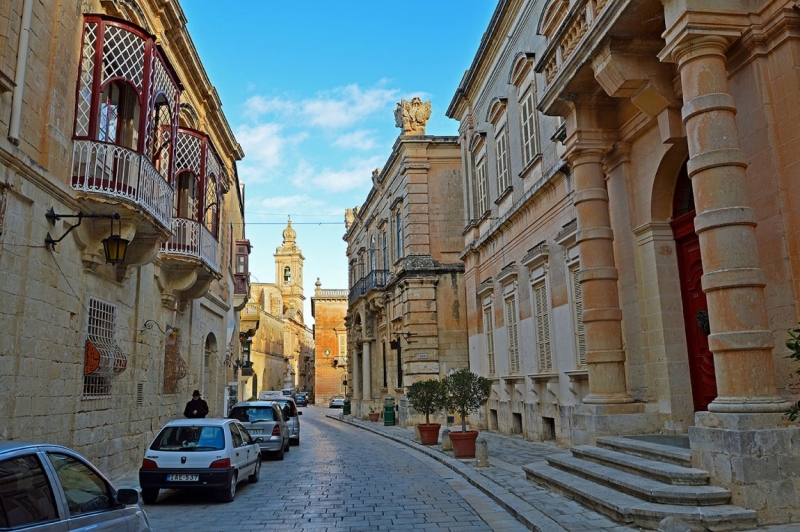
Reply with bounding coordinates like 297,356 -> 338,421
523,462 -> 758,532
547,454 -> 730,506
597,436 -> 693,467
571,445 -> 709,486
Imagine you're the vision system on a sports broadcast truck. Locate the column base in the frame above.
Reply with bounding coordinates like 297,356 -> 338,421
572,402 -> 660,446
583,392 -> 636,404
707,396 -> 790,414
690,411 -> 799,525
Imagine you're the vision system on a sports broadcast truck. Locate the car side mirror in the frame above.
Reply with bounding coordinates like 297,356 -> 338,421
254,437 -> 265,443
297,411 -> 302,415
117,488 -> 140,505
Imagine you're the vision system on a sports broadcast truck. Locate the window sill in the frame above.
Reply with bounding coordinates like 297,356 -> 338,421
494,186 -> 513,205
519,153 -> 542,180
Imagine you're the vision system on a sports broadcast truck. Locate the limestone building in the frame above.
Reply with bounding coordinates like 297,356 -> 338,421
344,99 -> 469,422
311,279 -> 348,405
448,0 -> 800,524
0,0 -> 249,478
237,221 -> 315,401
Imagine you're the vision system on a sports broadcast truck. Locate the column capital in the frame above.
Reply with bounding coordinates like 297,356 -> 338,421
661,33 -> 732,66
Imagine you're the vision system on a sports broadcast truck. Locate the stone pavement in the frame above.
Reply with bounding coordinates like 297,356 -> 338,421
328,414 -> 800,532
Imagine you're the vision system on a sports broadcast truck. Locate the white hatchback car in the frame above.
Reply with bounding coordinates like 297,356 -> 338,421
138,418 -> 261,504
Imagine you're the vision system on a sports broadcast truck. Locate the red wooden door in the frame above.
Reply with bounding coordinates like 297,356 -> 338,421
671,211 -> 717,411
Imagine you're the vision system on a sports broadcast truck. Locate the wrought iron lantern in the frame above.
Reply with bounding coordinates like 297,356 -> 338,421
45,207 -> 129,264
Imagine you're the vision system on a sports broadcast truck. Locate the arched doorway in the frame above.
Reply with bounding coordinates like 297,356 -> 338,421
670,161 -> 716,411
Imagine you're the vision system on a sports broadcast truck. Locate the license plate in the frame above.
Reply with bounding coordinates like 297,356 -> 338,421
249,429 -> 262,435
167,474 -> 199,482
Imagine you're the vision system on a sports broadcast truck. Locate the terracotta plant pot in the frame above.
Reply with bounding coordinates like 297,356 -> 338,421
417,423 -> 441,445
368,412 -> 380,422
449,430 -> 479,458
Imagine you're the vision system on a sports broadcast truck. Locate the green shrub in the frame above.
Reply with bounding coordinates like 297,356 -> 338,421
786,326 -> 800,421
406,379 -> 445,425
442,369 -> 492,432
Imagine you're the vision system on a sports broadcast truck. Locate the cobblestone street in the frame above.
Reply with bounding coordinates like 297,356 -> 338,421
119,407 -> 527,532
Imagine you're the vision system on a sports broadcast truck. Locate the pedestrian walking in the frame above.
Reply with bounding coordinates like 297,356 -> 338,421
184,390 -> 209,418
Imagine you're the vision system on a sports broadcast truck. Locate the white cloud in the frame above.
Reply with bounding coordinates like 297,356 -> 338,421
332,130 -> 377,151
249,194 -> 326,213
235,123 -> 307,183
308,156 -> 384,193
245,84 -> 400,130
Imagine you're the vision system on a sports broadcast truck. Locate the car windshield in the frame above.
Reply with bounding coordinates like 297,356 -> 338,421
271,399 -> 297,417
150,426 -> 225,451
229,406 -> 276,423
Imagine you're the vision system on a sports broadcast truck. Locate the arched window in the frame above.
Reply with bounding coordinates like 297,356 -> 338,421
97,80 -> 140,150
284,266 -> 291,284
174,171 -> 199,219
149,94 -> 172,179
204,175 -> 219,237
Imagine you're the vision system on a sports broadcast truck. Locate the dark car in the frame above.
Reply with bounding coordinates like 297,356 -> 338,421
295,394 -> 308,407
0,440 -> 150,531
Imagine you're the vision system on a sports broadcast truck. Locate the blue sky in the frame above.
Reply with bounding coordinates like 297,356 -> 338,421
181,1 -> 497,323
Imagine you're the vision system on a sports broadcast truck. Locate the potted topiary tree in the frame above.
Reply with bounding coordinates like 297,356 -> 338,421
406,379 -> 445,445
442,369 -> 492,458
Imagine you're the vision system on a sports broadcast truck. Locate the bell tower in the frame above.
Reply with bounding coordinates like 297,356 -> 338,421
274,219 -> 305,316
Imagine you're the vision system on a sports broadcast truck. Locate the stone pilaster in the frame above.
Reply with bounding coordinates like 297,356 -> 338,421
568,146 -> 634,405
673,36 -> 787,415
362,340 -> 372,401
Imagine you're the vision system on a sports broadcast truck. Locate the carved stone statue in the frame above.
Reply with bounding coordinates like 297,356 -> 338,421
345,208 -> 355,229
394,97 -> 431,135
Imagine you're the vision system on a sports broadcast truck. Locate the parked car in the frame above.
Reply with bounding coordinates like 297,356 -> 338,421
264,397 -> 302,445
329,397 -> 345,408
139,418 -> 261,504
227,401 -> 290,460
0,440 -> 150,531
295,393 -> 308,407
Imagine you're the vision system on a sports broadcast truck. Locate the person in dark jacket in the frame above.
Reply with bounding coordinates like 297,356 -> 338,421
184,390 -> 209,418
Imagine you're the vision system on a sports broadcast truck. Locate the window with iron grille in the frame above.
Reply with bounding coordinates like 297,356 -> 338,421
483,306 -> 496,376
476,159 -> 489,215
532,281 -> 553,372
83,297 -> 118,397
495,129 -> 511,193
570,264 -> 587,368
520,90 -> 538,166
505,296 -> 520,374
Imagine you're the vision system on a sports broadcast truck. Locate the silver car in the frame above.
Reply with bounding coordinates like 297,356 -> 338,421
228,401 -> 290,460
266,397 -> 302,445
0,440 -> 150,531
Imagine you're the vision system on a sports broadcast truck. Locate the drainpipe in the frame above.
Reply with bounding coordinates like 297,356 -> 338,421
7,0 -> 34,145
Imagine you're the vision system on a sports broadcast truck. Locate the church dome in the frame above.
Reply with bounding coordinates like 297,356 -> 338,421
282,219 -> 296,244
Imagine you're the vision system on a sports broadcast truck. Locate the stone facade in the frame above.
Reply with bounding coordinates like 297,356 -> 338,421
237,222 -> 315,400
344,101 -> 469,423
311,280 -> 348,405
449,0 -> 800,523
0,0 -> 247,478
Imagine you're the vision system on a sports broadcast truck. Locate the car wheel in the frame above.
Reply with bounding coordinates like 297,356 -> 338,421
290,437 -> 299,446
284,438 -> 290,453
274,443 -> 285,461
218,473 -> 237,503
248,456 -> 261,483
141,488 -> 159,505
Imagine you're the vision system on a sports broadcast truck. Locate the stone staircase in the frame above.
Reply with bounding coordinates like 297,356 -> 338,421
523,435 -> 758,531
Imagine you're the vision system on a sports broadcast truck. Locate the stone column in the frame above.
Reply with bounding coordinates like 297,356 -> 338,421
673,36 -> 787,413
568,146 -> 634,405
352,349 -> 360,401
362,341 -> 372,401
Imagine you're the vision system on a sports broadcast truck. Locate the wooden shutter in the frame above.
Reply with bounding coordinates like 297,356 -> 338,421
506,297 -> 520,374
484,307 -> 496,376
533,282 -> 552,372
570,265 -> 587,367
